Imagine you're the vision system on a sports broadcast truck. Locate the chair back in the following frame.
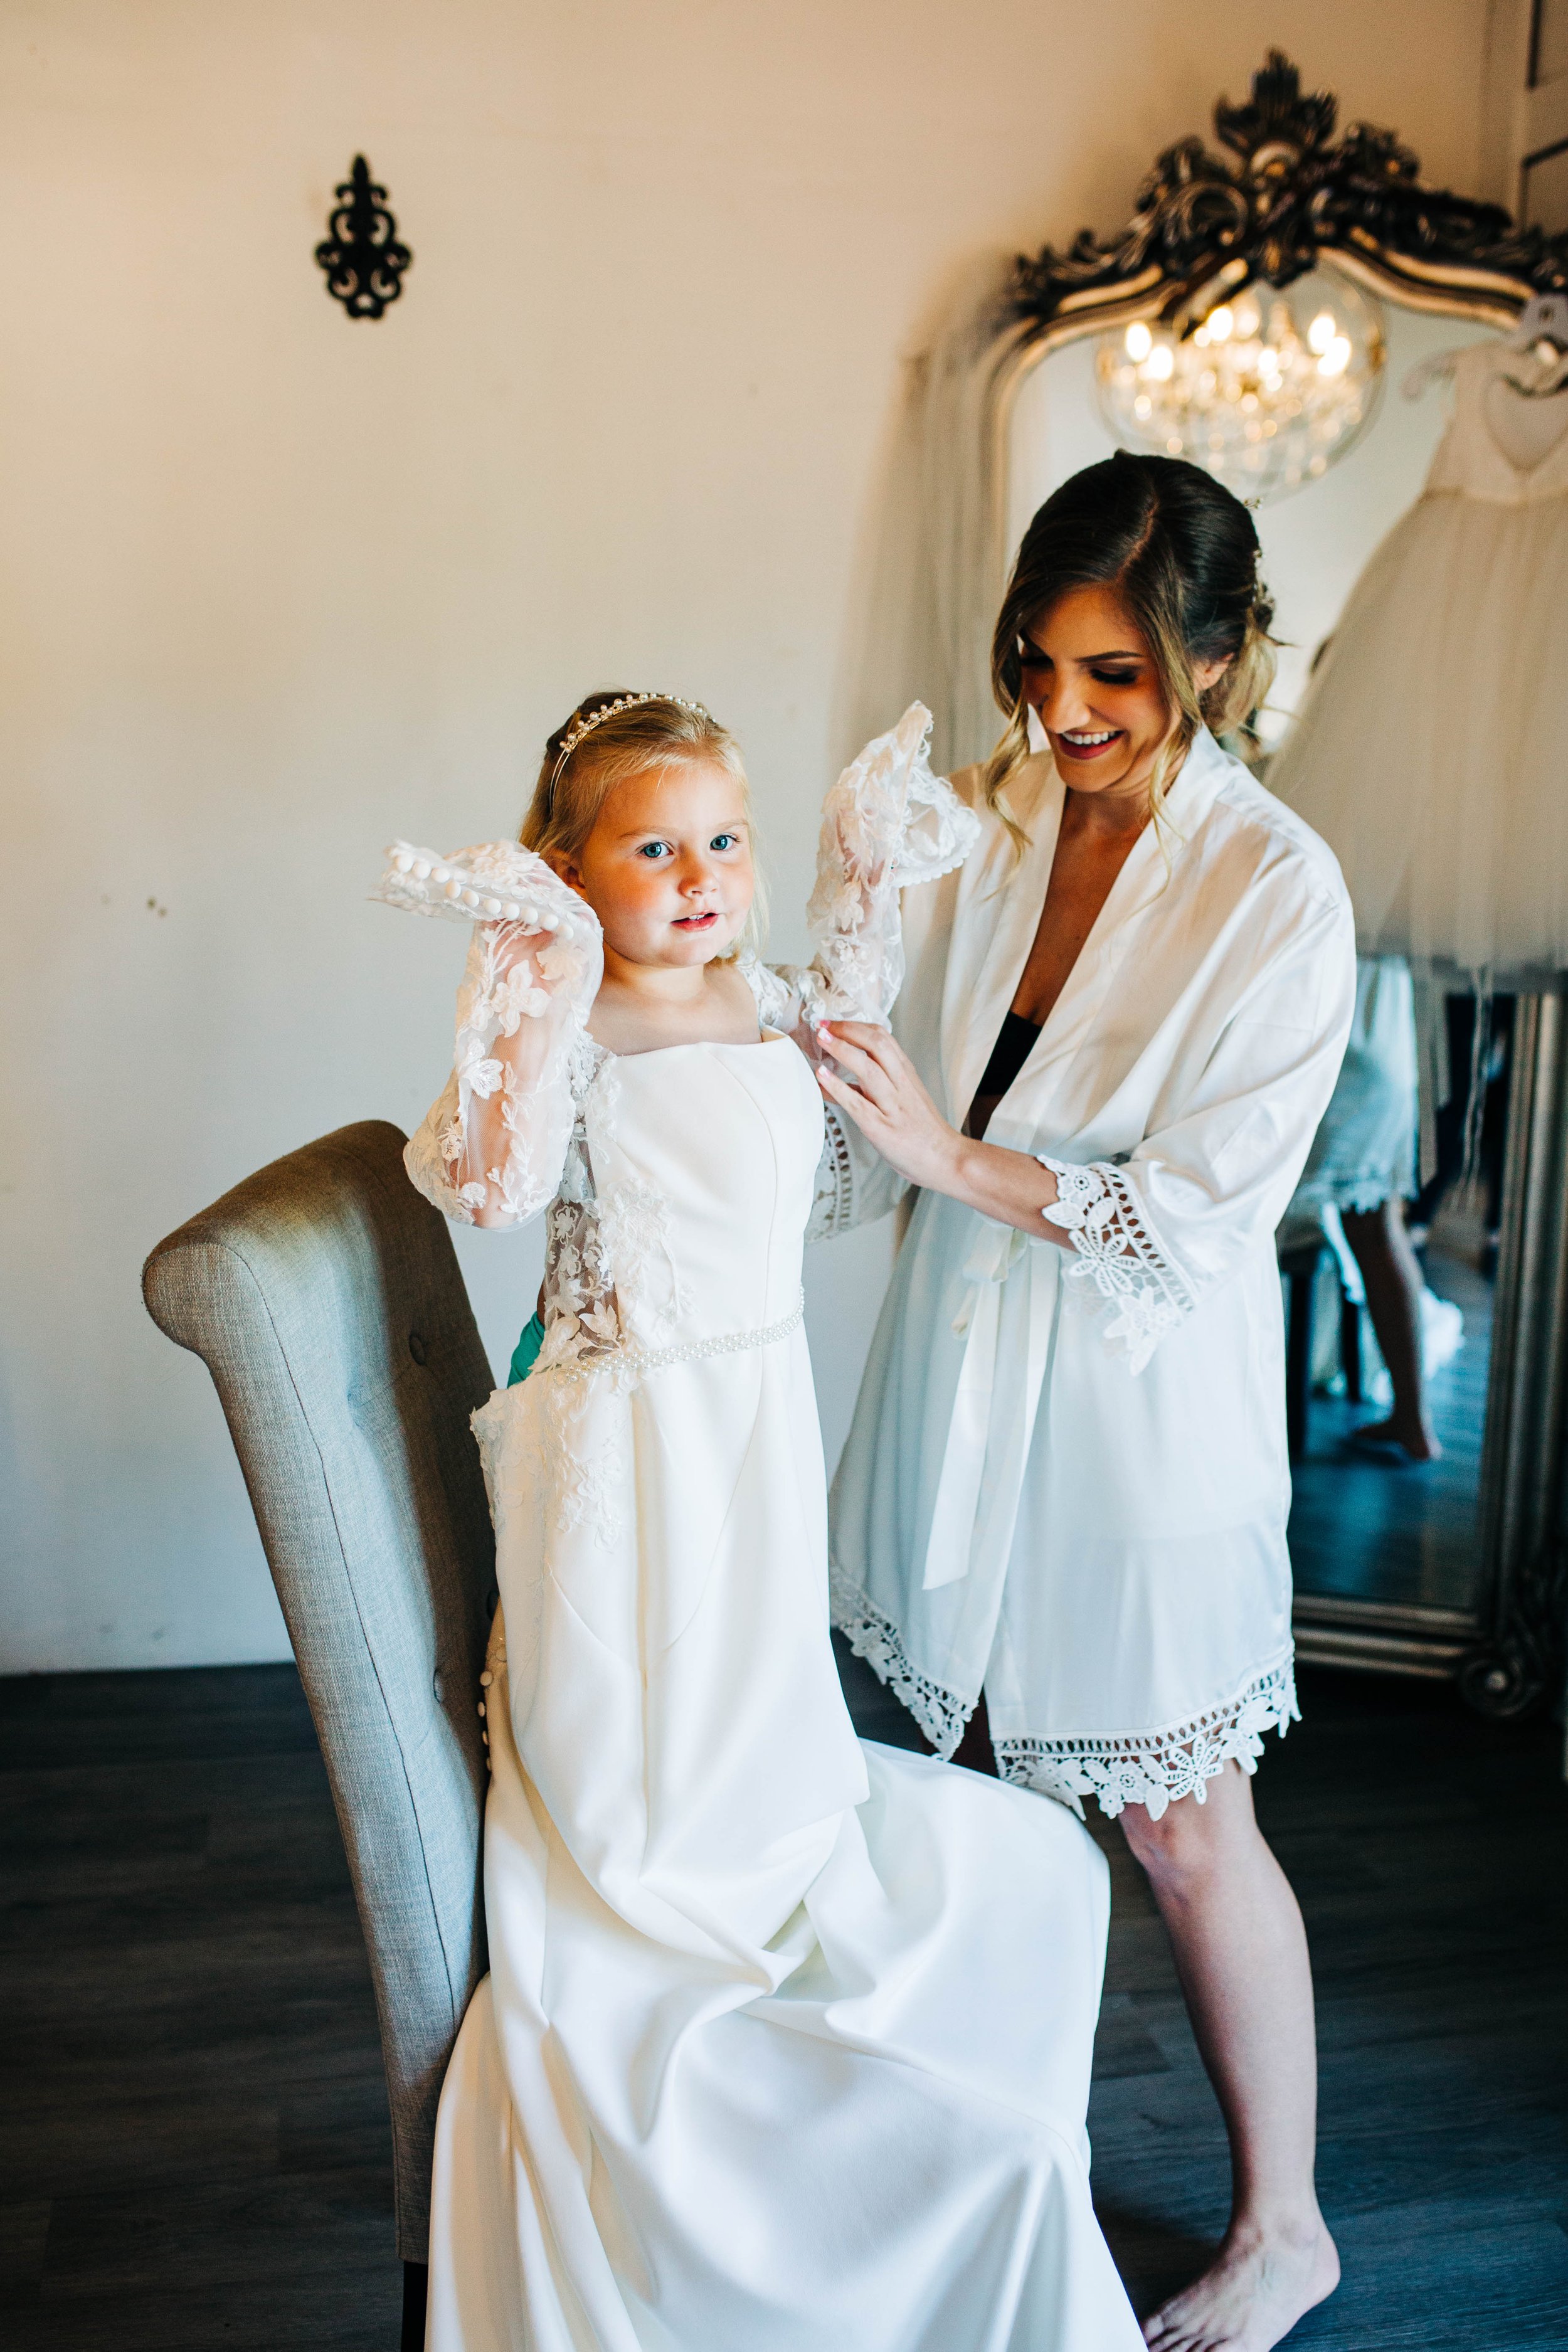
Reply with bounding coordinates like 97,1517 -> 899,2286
142,1120 -> 495,2261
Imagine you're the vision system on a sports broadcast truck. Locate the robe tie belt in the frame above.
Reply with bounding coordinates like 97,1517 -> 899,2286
920,1221 -> 1057,1592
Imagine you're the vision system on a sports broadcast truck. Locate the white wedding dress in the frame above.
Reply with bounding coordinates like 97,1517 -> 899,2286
387,711 -> 1143,2352
1269,336 -> 1568,977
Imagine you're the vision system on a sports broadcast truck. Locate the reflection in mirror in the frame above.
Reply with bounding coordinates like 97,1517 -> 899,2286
1093,268 -> 1387,504
1009,295 -> 1495,738
1279,990 -> 1512,1621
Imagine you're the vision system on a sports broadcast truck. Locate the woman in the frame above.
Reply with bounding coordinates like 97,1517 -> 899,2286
818,454 -> 1357,2352
1288,952 -> 1446,1462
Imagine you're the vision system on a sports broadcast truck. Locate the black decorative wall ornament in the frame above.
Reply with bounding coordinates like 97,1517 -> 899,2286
315,156 -> 411,321
1007,50 -> 1568,350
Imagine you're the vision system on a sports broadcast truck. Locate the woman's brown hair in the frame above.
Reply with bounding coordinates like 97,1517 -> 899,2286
984,451 -> 1277,847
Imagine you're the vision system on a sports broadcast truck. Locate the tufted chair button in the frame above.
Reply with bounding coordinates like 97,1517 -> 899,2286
408,1330 -> 428,1366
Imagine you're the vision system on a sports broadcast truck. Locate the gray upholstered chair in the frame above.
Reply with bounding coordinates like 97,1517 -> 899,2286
142,1119 -> 497,2346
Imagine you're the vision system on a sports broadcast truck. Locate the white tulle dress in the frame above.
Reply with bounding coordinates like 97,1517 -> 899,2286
386,709 -> 1143,2352
1269,336 -> 1568,978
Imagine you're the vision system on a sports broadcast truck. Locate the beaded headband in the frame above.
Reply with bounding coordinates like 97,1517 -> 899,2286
551,691 -> 712,782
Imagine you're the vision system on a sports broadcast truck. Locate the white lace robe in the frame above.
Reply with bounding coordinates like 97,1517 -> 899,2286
827,728 -> 1359,1818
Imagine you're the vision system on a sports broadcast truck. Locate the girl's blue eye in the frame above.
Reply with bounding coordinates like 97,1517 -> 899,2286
637,842 -> 670,859
711,833 -> 739,851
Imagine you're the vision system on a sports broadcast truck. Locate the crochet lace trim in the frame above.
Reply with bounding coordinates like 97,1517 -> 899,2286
1038,1158 -> 1195,1374
993,1653 -> 1299,1821
830,1571 -> 1297,1822
829,1565 -> 972,1756
808,1103 -> 857,1240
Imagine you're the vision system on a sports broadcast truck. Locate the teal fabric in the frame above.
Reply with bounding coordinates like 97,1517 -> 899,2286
508,1311 -> 545,1386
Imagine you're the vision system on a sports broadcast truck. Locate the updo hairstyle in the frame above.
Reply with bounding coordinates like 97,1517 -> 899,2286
985,451 -> 1277,838
521,689 -> 765,953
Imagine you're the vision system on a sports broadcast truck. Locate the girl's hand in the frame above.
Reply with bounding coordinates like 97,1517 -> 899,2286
815,1021 -> 968,1194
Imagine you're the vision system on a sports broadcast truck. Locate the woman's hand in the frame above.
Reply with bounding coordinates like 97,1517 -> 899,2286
817,1019 -> 1073,1242
815,1022 -> 968,1194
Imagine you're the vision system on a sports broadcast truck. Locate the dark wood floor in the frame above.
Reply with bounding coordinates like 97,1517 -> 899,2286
1,1667 -> 400,2349
4,1655 -> 1567,2348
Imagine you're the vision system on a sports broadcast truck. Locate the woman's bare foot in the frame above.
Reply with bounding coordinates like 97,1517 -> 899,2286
1347,1415 -> 1441,1463
1141,2213 -> 1340,2351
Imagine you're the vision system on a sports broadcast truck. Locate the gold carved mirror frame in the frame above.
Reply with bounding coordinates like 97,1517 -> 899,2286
1004,48 -> 1564,364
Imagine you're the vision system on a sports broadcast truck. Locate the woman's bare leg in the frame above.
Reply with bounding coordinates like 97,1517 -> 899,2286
1123,1762 -> 1338,2352
1340,1200 -> 1439,1459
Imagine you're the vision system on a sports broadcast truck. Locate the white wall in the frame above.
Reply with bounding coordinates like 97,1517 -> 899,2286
0,1 -> 1490,1670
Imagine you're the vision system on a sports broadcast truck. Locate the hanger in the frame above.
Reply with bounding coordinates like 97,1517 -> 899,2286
1499,293 -> 1568,398
1505,292 -> 1568,356
1402,294 -> 1568,402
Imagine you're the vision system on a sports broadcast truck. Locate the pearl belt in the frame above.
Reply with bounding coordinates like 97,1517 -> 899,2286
541,1296 -> 805,1387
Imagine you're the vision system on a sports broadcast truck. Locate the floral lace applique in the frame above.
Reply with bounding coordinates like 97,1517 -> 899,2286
400,852 -> 603,1229
738,709 -> 977,1243
532,1037 -> 623,1375
1039,1158 -> 1195,1374
599,1177 -> 692,1329
993,1655 -> 1300,1821
736,954 -> 798,1037
500,1039 -> 629,1547
585,1057 -> 691,1334
538,1373 -> 632,1548
788,702 -> 979,1032
536,1190 -> 622,1370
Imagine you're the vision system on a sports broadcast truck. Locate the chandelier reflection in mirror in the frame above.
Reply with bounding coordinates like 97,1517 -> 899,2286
1093,268 -> 1386,503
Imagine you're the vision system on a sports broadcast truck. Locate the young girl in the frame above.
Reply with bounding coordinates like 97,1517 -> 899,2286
381,691 -> 1144,2352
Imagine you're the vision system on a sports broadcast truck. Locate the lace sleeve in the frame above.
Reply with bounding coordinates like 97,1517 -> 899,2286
741,705 -> 975,1241
735,953 -> 798,1037
1038,1160 -> 1197,1374
775,702 -> 979,1030
374,839 -> 603,1228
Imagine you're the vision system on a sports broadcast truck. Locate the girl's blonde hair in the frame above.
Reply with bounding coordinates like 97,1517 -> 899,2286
521,689 -> 767,955
983,451 -> 1278,853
